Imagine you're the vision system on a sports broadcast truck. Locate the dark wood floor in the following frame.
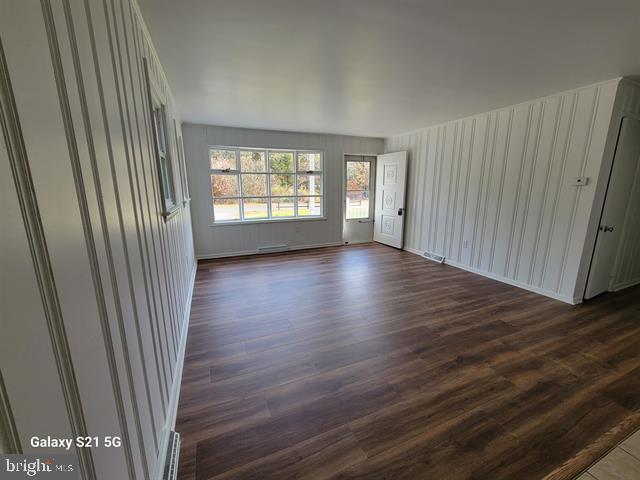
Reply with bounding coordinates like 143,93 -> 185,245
176,243 -> 640,480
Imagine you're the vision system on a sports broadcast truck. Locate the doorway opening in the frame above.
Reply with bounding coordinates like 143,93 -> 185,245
343,155 -> 376,244
584,116 -> 640,300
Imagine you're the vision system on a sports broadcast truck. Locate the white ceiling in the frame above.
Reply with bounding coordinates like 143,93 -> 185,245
138,0 -> 640,137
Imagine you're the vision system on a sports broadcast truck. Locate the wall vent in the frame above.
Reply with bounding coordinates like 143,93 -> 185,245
162,431 -> 180,480
423,251 -> 445,264
257,244 -> 289,254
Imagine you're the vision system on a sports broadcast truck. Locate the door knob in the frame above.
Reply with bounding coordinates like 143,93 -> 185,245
398,208 -> 404,216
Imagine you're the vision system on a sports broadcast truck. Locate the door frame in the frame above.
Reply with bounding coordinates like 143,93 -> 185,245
342,153 -> 378,244
582,113 -> 639,299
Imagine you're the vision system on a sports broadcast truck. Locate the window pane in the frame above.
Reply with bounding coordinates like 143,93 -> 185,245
271,197 -> 294,217
242,198 -> 268,219
346,161 -> 370,191
240,150 -> 266,172
241,174 -> 267,196
269,151 -> 294,172
346,191 -> 370,219
161,157 -> 174,204
298,196 -> 322,216
153,109 -> 166,153
270,174 -> 294,196
213,198 -> 240,221
211,174 -> 239,197
298,152 -> 322,172
210,148 -> 237,170
297,174 -> 322,195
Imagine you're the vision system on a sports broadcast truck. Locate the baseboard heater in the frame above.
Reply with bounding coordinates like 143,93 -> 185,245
162,431 -> 180,480
423,251 -> 445,264
257,244 -> 289,254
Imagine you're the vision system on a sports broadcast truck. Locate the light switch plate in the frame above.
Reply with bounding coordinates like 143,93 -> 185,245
572,177 -> 589,186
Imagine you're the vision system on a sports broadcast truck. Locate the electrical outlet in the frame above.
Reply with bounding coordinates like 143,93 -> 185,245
463,239 -> 469,248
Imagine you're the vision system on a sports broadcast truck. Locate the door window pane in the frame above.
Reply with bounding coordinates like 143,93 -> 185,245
241,174 -> 268,196
346,191 -> 370,219
346,160 -> 371,219
240,150 -> 266,172
297,174 -> 322,195
213,198 -> 240,221
212,174 -> 239,197
298,196 -> 322,216
269,151 -> 294,172
270,174 -> 295,196
211,149 -> 237,170
271,197 -> 294,217
297,152 -> 322,172
346,161 -> 370,191
242,198 -> 268,219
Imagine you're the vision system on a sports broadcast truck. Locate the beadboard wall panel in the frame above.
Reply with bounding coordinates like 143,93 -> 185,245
183,123 -> 384,258
386,80 -> 620,303
0,0 -> 195,478
1,118 -> 73,458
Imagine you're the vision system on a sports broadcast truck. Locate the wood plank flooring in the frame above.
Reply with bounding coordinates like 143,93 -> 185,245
176,243 -> 640,480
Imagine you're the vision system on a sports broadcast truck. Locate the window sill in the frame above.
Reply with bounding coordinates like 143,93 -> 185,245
210,216 -> 326,227
162,205 -> 180,221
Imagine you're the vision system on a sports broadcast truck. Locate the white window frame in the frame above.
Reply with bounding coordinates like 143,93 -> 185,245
345,156 -> 375,221
174,120 -> 190,206
144,58 -> 178,219
209,146 -> 325,225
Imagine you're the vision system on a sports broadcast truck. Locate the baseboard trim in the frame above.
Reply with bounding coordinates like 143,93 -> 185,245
196,241 -> 343,260
404,247 -> 577,305
611,278 -> 640,292
153,261 -> 197,480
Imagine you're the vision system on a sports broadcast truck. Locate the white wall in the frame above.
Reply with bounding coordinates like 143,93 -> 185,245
385,79 -> 620,303
183,123 -> 383,258
0,1 -> 194,478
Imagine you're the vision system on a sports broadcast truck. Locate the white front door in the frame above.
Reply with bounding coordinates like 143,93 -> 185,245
585,117 -> 640,299
373,151 -> 408,249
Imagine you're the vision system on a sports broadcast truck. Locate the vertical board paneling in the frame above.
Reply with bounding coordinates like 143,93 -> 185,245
183,123 -> 384,258
0,0 -> 196,478
385,80 -> 619,303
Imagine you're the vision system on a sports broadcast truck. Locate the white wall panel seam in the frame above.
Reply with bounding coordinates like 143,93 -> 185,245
61,0 -> 155,472
0,36 -> 96,478
504,104 -> 533,277
39,0 -> 138,476
556,88 -> 601,292
538,93 -> 578,288
128,9 -> 171,408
